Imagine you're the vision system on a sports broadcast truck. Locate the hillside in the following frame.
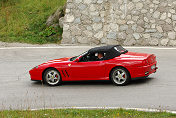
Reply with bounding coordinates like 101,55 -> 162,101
0,0 -> 66,44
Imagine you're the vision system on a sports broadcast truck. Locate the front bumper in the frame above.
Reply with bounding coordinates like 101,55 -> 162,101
29,68 -> 43,81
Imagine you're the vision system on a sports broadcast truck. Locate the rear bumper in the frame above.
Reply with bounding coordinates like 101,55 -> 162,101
130,62 -> 158,79
132,76 -> 148,80
144,66 -> 158,76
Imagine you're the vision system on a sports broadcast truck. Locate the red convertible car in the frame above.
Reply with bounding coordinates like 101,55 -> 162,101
29,45 -> 158,86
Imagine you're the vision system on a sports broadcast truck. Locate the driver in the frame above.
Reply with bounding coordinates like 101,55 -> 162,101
97,53 -> 104,61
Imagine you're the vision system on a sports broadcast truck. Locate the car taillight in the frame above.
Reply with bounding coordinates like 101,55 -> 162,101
153,56 -> 156,62
143,60 -> 148,66
144,55 -> 156,66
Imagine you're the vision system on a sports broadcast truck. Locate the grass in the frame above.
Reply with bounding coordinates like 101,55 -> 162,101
0,0 -> 66,44
0,109 -> 176,118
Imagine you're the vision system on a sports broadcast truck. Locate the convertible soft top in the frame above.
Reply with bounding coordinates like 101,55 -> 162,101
88,45 -> 128,60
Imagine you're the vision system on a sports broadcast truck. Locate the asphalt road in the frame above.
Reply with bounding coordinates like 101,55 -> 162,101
0,46 -> 176,111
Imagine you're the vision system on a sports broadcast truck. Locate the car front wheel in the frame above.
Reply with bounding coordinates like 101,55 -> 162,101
110,67 -> 130,86
43,69 -> 61,86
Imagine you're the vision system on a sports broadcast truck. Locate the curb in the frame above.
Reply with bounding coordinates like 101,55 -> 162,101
30,106 -> 176,114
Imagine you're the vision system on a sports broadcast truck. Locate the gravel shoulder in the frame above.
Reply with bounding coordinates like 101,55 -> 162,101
1,41 -> 176,48
0,41 -> 62,47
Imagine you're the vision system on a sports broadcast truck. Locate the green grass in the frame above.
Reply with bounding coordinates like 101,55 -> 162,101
0,0 -> 66,44
0,109 -> 176,118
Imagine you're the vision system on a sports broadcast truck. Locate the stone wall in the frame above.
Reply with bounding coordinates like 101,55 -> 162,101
61,0 -> 176,46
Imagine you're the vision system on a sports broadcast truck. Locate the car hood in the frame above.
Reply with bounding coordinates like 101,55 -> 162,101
119,51 -> 152,60
47,57 -> 71,63
40,57 -> 71,66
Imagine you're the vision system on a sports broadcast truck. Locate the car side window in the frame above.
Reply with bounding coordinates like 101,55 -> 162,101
79,52 -> 106,62
79,53 -> 93,62
79,54 -> 89,62
95,52 -> 106,61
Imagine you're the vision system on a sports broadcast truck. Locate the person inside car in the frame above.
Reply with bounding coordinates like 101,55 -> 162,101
97,53 -> 104,61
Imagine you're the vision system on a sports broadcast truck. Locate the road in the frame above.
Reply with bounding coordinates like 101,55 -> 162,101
0,46 -> 176,111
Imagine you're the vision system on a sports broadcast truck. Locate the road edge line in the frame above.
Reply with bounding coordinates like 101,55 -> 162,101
0,46 -> 176,50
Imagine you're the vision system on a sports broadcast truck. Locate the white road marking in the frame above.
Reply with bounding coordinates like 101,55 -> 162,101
0,46 -> 176,50
30,106 -> 176,114
0,46 -> 91,50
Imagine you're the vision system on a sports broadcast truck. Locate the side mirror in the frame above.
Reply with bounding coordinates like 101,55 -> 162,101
74,58 -> 79,62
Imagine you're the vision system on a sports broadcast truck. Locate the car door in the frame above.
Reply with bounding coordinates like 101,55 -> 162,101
67,60 -> 106,81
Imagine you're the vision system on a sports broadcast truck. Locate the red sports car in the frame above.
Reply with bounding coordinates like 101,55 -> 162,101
29,45 -> 158,86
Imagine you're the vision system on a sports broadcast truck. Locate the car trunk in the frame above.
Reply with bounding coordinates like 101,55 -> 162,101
120,51 -> 156,66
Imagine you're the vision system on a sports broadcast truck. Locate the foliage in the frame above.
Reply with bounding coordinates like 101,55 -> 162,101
0,0 -> 66,44
0,109 -> 176,118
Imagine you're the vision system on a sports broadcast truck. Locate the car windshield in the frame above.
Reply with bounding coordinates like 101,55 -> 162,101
69,51 -> 88,61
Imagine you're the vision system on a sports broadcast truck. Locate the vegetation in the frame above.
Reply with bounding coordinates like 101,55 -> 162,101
0,109 -> 176,118
0,0 -> 66,44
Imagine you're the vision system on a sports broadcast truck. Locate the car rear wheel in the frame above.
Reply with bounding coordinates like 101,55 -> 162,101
110,67 -> 130,86
43,69 -> 61,86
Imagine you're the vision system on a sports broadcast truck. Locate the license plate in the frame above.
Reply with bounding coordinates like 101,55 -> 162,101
151,65 -> 155,70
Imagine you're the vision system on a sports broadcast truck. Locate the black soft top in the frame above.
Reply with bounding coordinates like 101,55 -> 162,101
88,45 -> 128,60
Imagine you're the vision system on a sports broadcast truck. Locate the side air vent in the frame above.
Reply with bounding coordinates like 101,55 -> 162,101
65,70 -> 69,77
61,70 -> 66,77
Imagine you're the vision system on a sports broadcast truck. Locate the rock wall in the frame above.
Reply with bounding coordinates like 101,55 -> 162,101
62,0 -> 176,46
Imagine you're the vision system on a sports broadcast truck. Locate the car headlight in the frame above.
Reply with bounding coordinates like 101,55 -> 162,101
32,66 -> 38,69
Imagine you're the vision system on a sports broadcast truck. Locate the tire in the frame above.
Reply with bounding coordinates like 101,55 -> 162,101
43,68 -> 62,86
110,67 -> 130,86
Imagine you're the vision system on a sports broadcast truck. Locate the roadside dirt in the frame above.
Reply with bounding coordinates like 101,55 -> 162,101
0,41 -> 64,47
